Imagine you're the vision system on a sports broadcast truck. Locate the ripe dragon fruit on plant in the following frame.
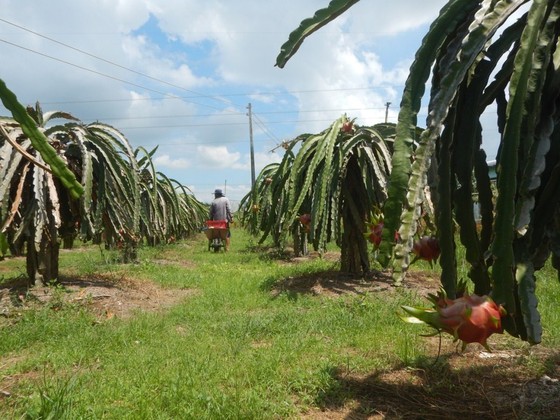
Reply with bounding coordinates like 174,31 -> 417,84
298,213 -> 311,233
400,290 -> 506,350
341,117 -> 355,134
366,221 -> 383,249
365,210 -> 385,249
412,236 -> 440,264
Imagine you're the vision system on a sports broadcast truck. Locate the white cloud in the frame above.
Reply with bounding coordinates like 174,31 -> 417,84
0,0 -> 449,199
197,145 -> 241,169
254,151 -> 282,169
153,154 -> 190,169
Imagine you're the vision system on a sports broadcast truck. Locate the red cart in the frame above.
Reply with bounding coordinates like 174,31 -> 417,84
204,220 -> 228,252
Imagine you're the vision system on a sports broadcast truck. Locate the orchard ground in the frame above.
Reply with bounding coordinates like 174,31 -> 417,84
1,239 -> 559,419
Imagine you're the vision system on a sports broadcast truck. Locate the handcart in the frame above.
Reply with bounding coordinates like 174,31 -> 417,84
204,220 -> 228,252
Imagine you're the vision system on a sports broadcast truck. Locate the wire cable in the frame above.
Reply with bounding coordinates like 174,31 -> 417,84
0,37 -> 231,112
0,17 -> 232,107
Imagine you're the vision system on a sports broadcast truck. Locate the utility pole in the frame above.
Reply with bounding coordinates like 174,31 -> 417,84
247,103 -> 256,187
385,102 -> 391,123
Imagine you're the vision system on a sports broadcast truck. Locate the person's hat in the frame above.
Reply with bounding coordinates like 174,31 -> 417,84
214,189 -> 223,196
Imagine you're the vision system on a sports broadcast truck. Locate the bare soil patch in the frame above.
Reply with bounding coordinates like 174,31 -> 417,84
278,269 -> 441,298
272,249 -> 439,298
0,273 -> 196,322
300,343 -> 560,419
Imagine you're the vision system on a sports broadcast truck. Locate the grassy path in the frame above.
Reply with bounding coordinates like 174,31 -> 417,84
1,227 -> 560,418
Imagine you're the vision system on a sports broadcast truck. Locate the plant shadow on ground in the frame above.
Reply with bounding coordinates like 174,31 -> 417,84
265,270 -> 395,301
253,242 -> 442,300
264,266 -> 440,301
243,243 -> 295,262
306,348 -> 560,420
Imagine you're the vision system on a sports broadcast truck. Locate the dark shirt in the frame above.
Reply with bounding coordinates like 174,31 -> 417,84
210,196 -> 232,222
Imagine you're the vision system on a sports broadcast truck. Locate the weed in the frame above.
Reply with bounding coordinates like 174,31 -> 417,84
25,371 -> 77,420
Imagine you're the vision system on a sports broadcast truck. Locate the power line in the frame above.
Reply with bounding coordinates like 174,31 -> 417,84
116,117 -> 384,130
0,17 -> 233,107
0,37 -> 231,113
231,86 -> 404,97
0,17 -> 405,135
88,112 -> 246,122
252,113 -> 281,144
0,17 -> 401,145
77,106 -> 386,123
256,106 -> 387,115
119,121 -> 248,129
39,90 -> 399,106
0,17 -> 404,122
137,139 -> 249,146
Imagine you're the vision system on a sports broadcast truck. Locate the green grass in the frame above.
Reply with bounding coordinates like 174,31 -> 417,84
1,228 -> 560,418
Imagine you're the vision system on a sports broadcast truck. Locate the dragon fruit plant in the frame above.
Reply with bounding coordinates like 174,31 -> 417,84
400,289 -> 506,351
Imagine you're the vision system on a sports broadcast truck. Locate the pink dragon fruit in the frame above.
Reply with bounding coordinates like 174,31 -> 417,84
412,236 -> 441,263
401,291 -> 506,350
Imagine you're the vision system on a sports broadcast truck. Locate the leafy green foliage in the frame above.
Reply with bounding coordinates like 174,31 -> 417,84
370,0 -> 560,343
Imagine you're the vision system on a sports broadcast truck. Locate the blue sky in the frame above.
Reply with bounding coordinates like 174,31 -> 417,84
0,0 -> 461,207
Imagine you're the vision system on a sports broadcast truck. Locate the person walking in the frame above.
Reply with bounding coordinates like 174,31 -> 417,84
209,189 -> 233,250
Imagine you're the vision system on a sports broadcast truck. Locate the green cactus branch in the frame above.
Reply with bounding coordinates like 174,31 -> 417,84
0,79 -> 84,199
